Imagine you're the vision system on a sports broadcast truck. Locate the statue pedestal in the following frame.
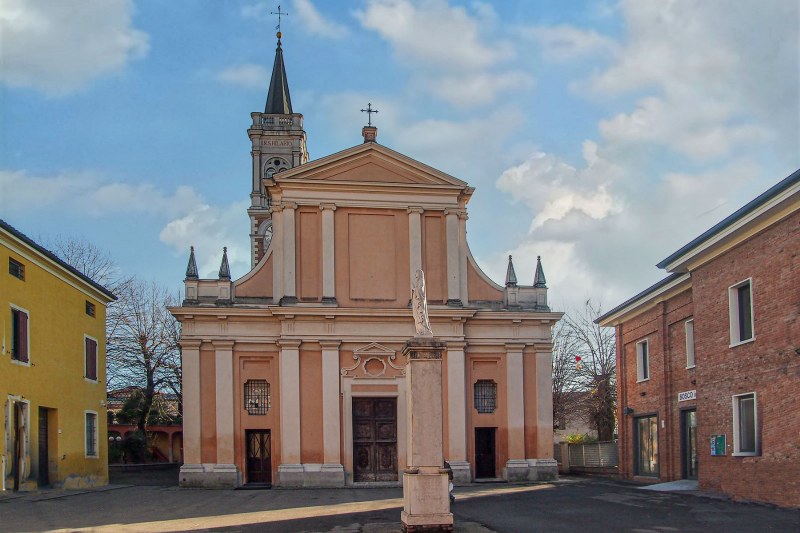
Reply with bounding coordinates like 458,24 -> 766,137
401,337 -> 453,532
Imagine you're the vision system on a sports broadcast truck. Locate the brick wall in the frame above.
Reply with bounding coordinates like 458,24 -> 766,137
617,289 -> 694,481
691,209 -> 800,507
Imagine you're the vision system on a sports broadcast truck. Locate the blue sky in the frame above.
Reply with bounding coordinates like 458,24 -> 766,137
2,0 -> 798,311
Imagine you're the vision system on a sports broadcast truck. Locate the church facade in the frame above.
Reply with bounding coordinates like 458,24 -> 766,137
171,36 -> 561,488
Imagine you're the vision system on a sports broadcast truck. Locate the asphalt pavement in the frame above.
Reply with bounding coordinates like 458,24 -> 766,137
0,473 -> 797,532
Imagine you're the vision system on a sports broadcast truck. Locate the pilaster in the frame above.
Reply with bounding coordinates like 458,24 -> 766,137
281,203 -> 297,304
408,207 -> 423,292
320,340 -> 345,486
458,210 -> 468,305
445,341 -> 469,484
212,340 -> 238,486
278,339 -> 302,486
505,343 -> 527,481
271,204 -> 284,302
320,204 -> 337,304
445,209 -> 462,306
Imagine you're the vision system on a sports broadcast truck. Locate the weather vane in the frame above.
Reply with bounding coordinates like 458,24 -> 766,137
271,5 -> 289,35
361,103 -> 379,126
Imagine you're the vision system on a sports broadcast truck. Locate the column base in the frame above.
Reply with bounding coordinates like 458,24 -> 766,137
504,459 -> 530,482
179,463 -> 239,488
526,458 -> 558,481
277,464 -> 305,487
277,463 -> 346,487
446,460 -> 471,485
402,472 -> 453,531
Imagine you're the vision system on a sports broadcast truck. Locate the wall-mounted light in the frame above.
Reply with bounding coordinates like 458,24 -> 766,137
623,407 -> 634,415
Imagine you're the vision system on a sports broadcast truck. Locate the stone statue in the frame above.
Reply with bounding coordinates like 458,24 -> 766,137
411,269 -> 433,337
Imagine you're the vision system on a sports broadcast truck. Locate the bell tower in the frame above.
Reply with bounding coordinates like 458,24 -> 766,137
247,31 -> 308,267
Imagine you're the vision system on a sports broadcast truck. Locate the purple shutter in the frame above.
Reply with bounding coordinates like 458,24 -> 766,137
86,338 -> 97,380
19,311 -> 28,362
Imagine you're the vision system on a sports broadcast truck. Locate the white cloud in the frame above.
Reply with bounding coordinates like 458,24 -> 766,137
0,168 -> 250,279
216,64 -> 270,89
241,1 -> 348,39
0,0 -> 149,96
584,0 -> 798,160
292,0 -> 348,39
519,25 -> 619,62
159,201 -> 250,280
355,0 -> 528,106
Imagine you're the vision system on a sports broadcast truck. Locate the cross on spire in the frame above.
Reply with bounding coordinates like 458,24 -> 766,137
271,4 -> 289,36
361,103 -> 379,126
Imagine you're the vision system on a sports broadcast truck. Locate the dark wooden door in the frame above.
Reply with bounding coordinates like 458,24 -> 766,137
475,427 -> 496,478
12,402 -> 22,491
245,430 -> 272,485
353,398 -> 398,482
38,407 -> 49,486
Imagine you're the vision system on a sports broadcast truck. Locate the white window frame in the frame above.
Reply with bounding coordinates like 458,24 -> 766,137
685,319 -> 695,369
84,410 -> 99,458
9,304 -> 31,367
636,339 -> 650,382
728,278 -> 755,347
84,334 -> 99,383
732,392 -> 759,456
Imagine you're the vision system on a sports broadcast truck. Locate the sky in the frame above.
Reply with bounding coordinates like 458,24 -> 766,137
1,0 -> 798,313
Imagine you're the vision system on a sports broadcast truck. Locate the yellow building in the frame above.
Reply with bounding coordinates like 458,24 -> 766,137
1,220 -> 115,490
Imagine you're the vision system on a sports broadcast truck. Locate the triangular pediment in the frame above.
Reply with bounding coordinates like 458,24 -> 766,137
354,342 -> 396,356
276,142 -> 468,189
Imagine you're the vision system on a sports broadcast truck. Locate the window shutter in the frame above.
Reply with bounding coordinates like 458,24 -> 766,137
86,338 -> 98,380
18,311 -> 29,362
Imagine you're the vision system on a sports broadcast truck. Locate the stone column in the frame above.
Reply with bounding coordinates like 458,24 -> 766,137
445,342 -> 470,484
527,348 -> 557,480
179,340 -> 203,486
282,203 -> 297,304
320,204 -> 337,304
445,209 -> 461,306
408,207 -> 423,291
271,205 -> 284,303
320,340 -> 344,486
213,340 -> 238,486
401,337 -> 453,532
505,343 -> 528,481
277,339 -> 303,486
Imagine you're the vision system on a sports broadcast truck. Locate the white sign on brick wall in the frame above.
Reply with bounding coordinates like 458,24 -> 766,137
678,390 -> 696,402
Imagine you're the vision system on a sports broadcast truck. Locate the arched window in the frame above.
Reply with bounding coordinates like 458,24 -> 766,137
244,380 -> 271,415
474,380 -> 497,414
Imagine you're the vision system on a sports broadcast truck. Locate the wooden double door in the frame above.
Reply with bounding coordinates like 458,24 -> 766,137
353,398 -> 398,482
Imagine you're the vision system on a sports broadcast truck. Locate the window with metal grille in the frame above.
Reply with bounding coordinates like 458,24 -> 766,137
85,412 -> 98,457
474,380 -> 497,414
244,380 -> 271,415
9,258 -> 24,280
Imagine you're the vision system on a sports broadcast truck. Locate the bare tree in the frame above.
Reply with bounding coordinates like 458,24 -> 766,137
553,300 -> 617,441
551,319 -> 585,431
106,279 -> 182,432
50,236 -> 181,431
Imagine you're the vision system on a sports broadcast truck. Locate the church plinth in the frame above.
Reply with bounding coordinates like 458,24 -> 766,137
401,337 -> 453,532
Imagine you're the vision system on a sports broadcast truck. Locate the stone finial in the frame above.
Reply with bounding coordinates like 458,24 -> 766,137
505,254 -> 518,287
218,247 -> 231,280
185,246 -> 198,279
534,255 -> 547,288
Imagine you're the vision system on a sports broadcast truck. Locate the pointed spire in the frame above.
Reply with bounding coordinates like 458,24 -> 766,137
218,247 -> 231,280
185,246 -> 198,279
264,32 -> 293,114
534,256 -> 547,288
505,255 -> 517,287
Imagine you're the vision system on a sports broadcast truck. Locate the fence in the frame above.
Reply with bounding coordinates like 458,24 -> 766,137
555,441 -> 618,474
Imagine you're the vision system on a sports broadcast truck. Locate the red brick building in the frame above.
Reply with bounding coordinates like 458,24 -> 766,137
598,169 -> 800,507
